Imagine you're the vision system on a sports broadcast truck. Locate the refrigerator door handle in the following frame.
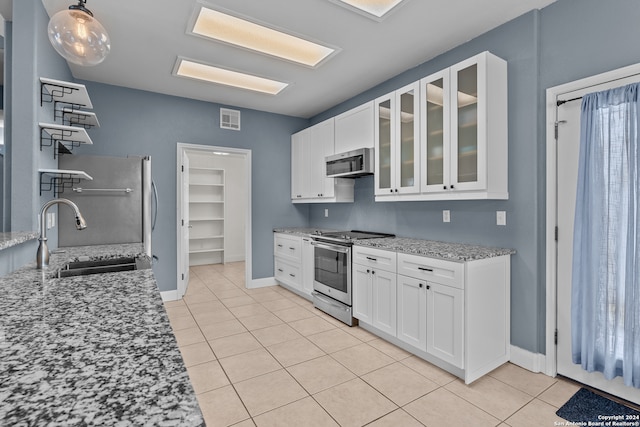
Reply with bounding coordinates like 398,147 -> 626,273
151,180 -> 158,231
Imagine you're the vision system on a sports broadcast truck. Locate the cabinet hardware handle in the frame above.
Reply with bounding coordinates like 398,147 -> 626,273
289,247 -> 295,250
278,244 -> 283,247
443,185 -> 447,190
427,285 -> 431,290
366,257 -> 377,261
419,283 -> 423,288
371,270 -> 375,275
395,189 -> 398,192
450,185 -> 455,189
289,273 -> 296,277
366,269 -> 370,273
278,268 -> 283,272
418,267 -> 433,272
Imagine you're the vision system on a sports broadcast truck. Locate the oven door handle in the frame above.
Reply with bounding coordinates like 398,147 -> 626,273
310,241 -> 350,254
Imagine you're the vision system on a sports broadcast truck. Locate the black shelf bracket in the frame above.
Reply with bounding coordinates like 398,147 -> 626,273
39,172 -> 82,197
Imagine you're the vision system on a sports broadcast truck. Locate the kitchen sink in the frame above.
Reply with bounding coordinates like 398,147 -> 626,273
54,256 -> 152,278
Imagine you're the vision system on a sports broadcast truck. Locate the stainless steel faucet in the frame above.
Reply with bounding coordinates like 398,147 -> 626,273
36,198 -> 87,269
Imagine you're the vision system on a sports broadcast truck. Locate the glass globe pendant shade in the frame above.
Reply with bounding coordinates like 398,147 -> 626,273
48,3 -> 110,66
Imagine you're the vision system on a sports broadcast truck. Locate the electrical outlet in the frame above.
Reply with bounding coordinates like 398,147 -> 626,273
443,210 -> 450,223
324,209 -> 329,218
496,211 -> 506,226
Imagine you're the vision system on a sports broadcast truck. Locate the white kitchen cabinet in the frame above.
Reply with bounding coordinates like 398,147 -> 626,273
352,247 -> 397,336
189,167 -> 224,266
426,281 -> 464,368
374,81 -> 420,197
397,275 -> 427,352
301,236 -> 315,296
418,51 -> 508,200
334,101 -> 375,152
352,263 -> 373,323
273,232 -> 313,299
291,118 -> 354,203
355,245 -> 511,384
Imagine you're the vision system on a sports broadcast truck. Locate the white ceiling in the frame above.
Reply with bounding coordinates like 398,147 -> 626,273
36,0 -> 555,118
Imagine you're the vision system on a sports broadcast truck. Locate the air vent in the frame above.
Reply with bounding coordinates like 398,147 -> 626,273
220,108 -> 240,131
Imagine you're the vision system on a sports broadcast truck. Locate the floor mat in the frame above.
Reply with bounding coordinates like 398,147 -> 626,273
556,387 -> 640,423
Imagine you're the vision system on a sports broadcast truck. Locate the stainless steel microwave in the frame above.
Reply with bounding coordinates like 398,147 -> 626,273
325,148 -> 374,178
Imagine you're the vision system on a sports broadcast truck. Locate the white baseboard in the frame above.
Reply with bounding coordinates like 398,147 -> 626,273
248,277 -> 277,289
510,345 -> 547,374
224,254 -> 245,263
160,290 -> 179,302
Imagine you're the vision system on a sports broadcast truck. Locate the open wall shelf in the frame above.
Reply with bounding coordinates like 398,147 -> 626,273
39,123 -> 93,158
39,168 -> 93,196
61,107 -> 100,129
40,77 -> 93,109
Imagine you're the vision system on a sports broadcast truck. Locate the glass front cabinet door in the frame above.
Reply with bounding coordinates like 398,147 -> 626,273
420,69 -> 450,193
374,82 -> 420,197
450,55 -> 485,192
420,51 -> 508,198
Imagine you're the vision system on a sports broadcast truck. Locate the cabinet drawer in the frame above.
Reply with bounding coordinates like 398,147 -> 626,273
274,258 -> 301,287
397,253 -> 464,289
353,246 -> 396,273
274,233 -> 302,262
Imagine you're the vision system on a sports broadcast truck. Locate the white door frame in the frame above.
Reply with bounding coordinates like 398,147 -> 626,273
176,142 -> 252,298
545,63 -> 640,377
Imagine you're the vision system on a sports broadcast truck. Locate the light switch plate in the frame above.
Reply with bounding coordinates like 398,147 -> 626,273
324,209 -> 329,218
443,210 -> 450,223
496,211 -> 506,226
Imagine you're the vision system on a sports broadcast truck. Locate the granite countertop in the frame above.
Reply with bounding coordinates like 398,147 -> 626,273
355,237 -> 516,262
0,231 -> 40,251
0,243 -> 204,426
273,227 -> 337,237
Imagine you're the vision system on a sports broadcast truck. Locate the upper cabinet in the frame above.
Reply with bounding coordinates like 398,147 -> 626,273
374,82 -> 420,197
291,118 -> 354,203
334,101 -> 375,153
419,52 -> 508,200
289,51 -> 508,203
374,51 -> 508,202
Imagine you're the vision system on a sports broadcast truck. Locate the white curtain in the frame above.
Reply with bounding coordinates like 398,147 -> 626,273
571,82 -> 640,388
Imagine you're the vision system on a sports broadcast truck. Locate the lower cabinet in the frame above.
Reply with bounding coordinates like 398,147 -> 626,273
397,275 -> 427,352
353,247 -> 398,336
273,233 -> 313,299
353,245 -> 510,384
426,281 -> 463,368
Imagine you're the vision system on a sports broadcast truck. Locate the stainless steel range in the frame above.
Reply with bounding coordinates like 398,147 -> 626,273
311,230 -> 394,326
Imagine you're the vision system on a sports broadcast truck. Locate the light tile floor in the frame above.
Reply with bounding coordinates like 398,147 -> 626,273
164,262 -> 580,427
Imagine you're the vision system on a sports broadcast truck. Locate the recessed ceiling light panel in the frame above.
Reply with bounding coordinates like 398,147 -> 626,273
189,6 -> 336,67
174,58 -> 289,95
330,0 -> 407,20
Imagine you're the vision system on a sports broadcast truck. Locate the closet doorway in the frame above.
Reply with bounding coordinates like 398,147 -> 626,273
176,143 -> 251,298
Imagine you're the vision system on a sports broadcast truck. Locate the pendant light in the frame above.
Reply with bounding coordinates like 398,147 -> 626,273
48,0 -> 111,66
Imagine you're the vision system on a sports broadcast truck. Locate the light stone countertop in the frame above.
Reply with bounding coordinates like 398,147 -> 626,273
0,231 -> 40,251
273,228 -> 515,262
273,227 -> 337,237
0,243 -> 204,426
355,236 -> 516,262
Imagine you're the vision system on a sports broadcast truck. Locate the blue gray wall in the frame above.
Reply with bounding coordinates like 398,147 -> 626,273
306,0 -> 640,355
5,0 -> 73,267
72,82 -> 309,291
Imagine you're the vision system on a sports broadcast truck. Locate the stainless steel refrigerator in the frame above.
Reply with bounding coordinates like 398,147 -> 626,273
57,154 -> 155,256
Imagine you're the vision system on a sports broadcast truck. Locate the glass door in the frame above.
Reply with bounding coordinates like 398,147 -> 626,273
374,93 -> 394,195
420,70 -> 450,193
395,82 -> 420,194
450,55 -> 486,191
